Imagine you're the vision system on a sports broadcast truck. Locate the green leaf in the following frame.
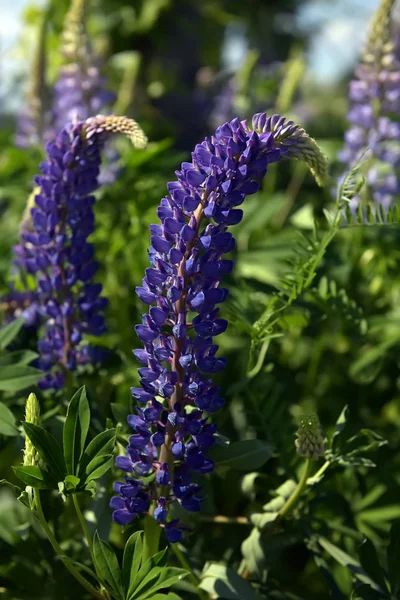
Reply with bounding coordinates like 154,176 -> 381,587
200,563 -> 259,600
0,365 -> 42,392
0,349 -> 38,367
0,402 -> 19,436
127,549 -> 168,599
208,439 -> 272,470
318,537 -> 382,592
93,531 -> 124,600
358,539 -> 388,594
22,422 -> 66,481
351,584 -> 385,600
122,531 -> 143,594
0,318 -> 24,349
241,529 -> 268,582
63,387 -> 90,475
131,566 -> 188,600
387,521 -> 400,596
85,455 -> 114,482
146,595 -> 182,600
12,465 -> 55,489
78,428 -> 116,478
64,475 -> 80,491
331,405 -> 349,452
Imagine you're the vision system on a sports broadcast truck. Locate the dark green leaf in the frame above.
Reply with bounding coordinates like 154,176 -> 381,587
200,563 -> 259,600
208,439 -> 272,470
93,531 -> 124,600
387,521 -> 400,596
132,566 -> 188,600
85,455 -> 114,482
122,531 -> 143,593
0,402 -> 19,436
318,537 -> 382,591
79,428 -> 116,478
0,318 -> 24,349
0,365 -> 42,392
331,405 -> 348,452
12,465 -> 55,489
63,387 -> 90,475
352,584 -> 386,599
22,422 -> 66,481
0,349 -> 38,367
358,539 -> 388,594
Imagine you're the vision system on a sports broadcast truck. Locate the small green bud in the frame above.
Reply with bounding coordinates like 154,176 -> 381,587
23,393 -> 40,467
295,413 -> 325,460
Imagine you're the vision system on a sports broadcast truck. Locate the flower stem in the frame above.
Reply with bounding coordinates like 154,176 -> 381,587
33,489 -> 105,599
277,458 -> 313,521
142,512 -> 161,563
72,493 -> 95,563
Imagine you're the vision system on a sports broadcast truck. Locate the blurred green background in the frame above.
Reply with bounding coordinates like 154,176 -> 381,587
2,1 -> 400,599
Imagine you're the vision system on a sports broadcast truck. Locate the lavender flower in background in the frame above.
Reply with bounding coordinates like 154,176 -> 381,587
338,0 -> 400,211
0,290 -> 41,328
14,115 -> 147,390
15,10 -> 55,149
111,112 -> 328,541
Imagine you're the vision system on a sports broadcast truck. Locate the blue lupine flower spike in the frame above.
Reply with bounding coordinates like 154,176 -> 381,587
14,116 -> 147,390
338,0 -> 399,212
111,112 -> 327,541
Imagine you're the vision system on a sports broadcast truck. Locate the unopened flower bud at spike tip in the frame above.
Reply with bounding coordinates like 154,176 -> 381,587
295,413 -> 325,460
23,393 -> 40,466
84,115 -> 148,149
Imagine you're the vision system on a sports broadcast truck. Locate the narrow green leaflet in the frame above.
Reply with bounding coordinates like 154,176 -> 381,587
78,428 -> 116,478
63,387 -> 90,475
200,563 -> 259,600
93,531 -> 124,600
0,349 -> 38,367
12,465 -> 55,489
0,365 -> 42,392
0,402 -> 19,436
208,439 -> 272,470
358,539 -> 388,594
318,537 -> 383,592
122,531 -> 143,594
22,422 -> 66,481
0,318 -> 24,349
387,521 -> 400,596
127,549 -> 168,599
85,454 -> 114,482
130,567 -> 188,600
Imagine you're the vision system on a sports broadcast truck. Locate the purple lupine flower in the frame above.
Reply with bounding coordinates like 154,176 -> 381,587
14,115 -> 147,390
338,0 -> 400,211
15,11 -> 55,149
0,290 -> 41,328
52,0 -> 119,185
111,112 -> 328,536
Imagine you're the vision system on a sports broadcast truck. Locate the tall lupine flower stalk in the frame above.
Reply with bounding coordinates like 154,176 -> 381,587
339,0 -> 400,211
111,113 -> 328,542
14,116 -> 147,390
15,10 -> 54,149
53,0 -> 115,131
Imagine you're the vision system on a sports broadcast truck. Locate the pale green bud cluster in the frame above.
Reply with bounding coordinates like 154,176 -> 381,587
23,393 -> 40,467
295,414 -> 325,460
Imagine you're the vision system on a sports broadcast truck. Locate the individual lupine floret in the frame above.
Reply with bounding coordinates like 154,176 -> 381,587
338,0 -> 400,211
15,116 -> 147,390
111,112 -> 327,541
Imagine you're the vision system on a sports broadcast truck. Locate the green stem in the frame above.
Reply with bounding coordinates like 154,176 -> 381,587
33,489 -> 104,599
307,459 -> 330,485
142,513 -> 161,563
170,544 -> 208,600
72,494 -> 95,562
277,458 -> 313,521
